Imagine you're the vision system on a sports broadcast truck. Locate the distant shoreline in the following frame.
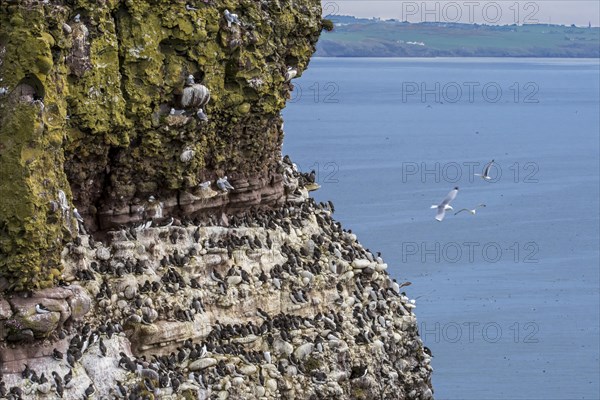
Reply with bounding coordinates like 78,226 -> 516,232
311,56 -> 600,60
316,17 -> 600,58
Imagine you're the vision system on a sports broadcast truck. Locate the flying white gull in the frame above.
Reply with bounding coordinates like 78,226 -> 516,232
454,204 -> 486,216
475,159 -> 495,181
431,187 -> 458,221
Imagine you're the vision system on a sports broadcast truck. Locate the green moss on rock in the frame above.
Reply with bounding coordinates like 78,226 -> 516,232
0,0 -> 322,292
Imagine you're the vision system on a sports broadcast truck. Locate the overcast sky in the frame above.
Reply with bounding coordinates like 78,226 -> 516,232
322,1 -> 600,26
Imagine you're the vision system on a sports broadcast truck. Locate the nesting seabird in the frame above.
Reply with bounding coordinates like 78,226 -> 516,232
63,369 -> 72,385
170,108 -> 186,116
224,9 -> 241,27
73,208 -> 86,234
73,208 -> 83,222
285,67 -> 297,82
185,4 -> 198,11
84,384 -> 95,398
35,304 -> 50,314
431,187 -> 458,221
181,75 -> 210,110
145,195 -> 163,219
475,159 -> 495,181
199,180 -> 212,190
99,338 -> 107,357
52,348 -> 63,360
454,204 -> 486,216
350,365 -> 368,379
196,108 -> 208,121
74,14 -> 81,23
216,176 -> 234,191
55,380 -> 64,397
57,189 -> 69,213
116,381 -> 127,398
180,147 -> 195,163
0,87 -> 8,96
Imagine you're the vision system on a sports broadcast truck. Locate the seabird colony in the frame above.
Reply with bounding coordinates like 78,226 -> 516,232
1,157 -> 432,399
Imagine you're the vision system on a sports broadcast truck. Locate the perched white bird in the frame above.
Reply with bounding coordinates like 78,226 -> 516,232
196,108 -> 208,121
36,304 -> 50,314
475,159 -> 495,181
57,189 -> 69,212
145,196 -> 163,219
73,208 -> 84,222
73,207 -> 86,234
284,67 -> 297,82
216,176 -> 234,191
180,147 -> 195,163
431,187 -> 459,221
199,180 -> 212,190
0,87 -> 8,96
199,344 -> 207,358
224,9 -> 240,27
185,4 -> 198,11
170,108 -> 185,116
454,204 -> 486,216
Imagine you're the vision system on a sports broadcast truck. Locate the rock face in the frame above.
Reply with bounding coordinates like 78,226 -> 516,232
0,0 -> 321,291
0,168 -> 433,399
0,1 -> 434,398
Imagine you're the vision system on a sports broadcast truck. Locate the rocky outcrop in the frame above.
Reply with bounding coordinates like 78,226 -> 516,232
0,0 -> 321,291
0,167 -> 433,399
0,1 -> 434,398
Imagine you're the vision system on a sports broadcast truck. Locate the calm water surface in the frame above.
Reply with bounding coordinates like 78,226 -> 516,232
282,58 -> 600,400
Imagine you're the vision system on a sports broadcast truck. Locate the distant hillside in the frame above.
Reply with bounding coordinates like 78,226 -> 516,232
316,16 -> 600,57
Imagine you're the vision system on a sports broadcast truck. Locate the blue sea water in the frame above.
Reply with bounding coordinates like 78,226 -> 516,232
282,58 -> 600,400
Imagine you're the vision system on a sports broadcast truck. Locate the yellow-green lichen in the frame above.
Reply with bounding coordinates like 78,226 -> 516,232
0,0 -> 323,292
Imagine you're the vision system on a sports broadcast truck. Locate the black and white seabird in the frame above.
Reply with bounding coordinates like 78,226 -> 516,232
285,67 -> 297,82
52,348 -> 63,360
35,304 -> 50,314
350,365 -> 368,379
84,384 -> 95,398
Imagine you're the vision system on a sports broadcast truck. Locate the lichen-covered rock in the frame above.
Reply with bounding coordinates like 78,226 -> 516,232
0,0 -> 323,291
66,285 -> 92,320
0,299 -> 12,320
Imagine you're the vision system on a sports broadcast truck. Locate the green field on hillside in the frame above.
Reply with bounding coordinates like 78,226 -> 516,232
316,17 -> 600,57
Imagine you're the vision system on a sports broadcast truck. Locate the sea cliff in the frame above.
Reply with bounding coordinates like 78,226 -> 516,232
0,1 -> 433,398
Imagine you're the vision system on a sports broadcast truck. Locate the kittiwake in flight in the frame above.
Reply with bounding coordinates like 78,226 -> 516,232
475,159 -> 495,181
454,204 -> 486,216
431,187 -> 458,221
